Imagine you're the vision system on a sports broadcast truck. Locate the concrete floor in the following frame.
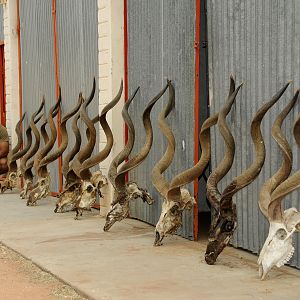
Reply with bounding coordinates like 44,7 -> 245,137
1,193 -> 300,300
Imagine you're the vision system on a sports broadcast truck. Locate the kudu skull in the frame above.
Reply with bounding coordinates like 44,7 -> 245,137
205,80 -> 292,265
258,88 -> 300,279
104,82 -> 169,232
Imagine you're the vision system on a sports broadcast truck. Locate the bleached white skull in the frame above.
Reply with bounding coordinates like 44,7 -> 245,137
258,208 -> 300,280
154,188 -> 195,246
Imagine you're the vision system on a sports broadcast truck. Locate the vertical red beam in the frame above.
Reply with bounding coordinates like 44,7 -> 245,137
52,0 -> 62,192
16,0 -> 22,124
16,0 -> 23,187
124,0 -> 129,181
193,0 -> 201,241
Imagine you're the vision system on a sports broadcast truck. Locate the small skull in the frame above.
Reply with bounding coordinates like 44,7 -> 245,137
154,188 -> 195,246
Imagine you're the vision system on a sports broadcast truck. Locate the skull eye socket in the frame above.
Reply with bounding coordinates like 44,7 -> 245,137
86,185 -> 94,193
223,221 -> 234,232
276,228 -> 287,240
170,204 -> 179,214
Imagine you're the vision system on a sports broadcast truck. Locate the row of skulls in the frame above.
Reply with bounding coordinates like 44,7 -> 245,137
1,77 -> 300,280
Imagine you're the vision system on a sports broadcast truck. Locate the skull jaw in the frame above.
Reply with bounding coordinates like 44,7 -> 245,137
103,201 -> 130,232
55,184 -> 81,213
204,234 -> 233,265
258,222 -> 295,280
103,183 -> 153,232
154,188 -> 195,246
27,175 -> 50,206
0,172 -> 18,193
20,179 -> 33,199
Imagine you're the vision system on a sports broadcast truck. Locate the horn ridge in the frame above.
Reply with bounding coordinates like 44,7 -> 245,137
267,89 -> 300,221
34,99 -> 61,177
151,80 -> 175,198
206,81 -> 243,211
20,100 -> 45,175
39,96 -> 83,171
62,112 -> 81,180
78,80 -> 123,180
221,82 -> 291,214
117,82 -> 168,177
108,86 -> 139,190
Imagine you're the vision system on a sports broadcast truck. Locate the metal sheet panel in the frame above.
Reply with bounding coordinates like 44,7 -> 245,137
56,0 -> 99,181
207,0 -> 300,267
19,1 -> 59,193
0,5 -> 4,41
128,0 -> 196,239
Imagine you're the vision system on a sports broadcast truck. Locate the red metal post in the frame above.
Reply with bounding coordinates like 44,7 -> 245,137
193,0 -> 201,241
16,0 -> 23,187
51,0 -> 63,192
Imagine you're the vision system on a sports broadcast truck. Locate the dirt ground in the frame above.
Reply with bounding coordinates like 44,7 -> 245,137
0,243 -> 87,300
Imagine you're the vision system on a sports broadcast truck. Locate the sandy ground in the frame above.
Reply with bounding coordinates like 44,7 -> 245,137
1,193 -> 300,299
0,243 -> 86,300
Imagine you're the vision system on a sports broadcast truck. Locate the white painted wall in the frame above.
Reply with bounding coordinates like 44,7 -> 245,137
2,0 -> 20,147
98,0 -> 125,216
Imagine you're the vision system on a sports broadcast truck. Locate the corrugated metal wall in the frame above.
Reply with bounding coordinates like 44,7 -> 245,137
19,0 -> 99,193
127,0 -> 196,240
0,5 -> 4,41
19,1 -> 59,193
56,0 -> 99,178
207,0 -> 300,267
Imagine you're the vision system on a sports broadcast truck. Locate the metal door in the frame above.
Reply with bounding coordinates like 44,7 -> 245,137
127,0 -> 198,240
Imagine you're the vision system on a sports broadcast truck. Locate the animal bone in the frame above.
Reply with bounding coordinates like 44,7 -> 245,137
72,81 -> 123,219
29,90 -> 85,206
104,82 -> 169,231
152,79 -> 223,246
56,79 -> 122,216
258,89 -> 300,280
205,80 -> 291,265
19,99 -> 45,199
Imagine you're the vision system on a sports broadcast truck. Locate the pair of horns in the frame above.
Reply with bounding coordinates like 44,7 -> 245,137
20,99 -> 45,179
207,79 -> 291,215
75,80 -> 123,181
7,112 -> 26,173
260,87 -> 300,222
34,91 -> 61,177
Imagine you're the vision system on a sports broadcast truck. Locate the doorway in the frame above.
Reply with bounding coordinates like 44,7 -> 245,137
197,0 -> 210,240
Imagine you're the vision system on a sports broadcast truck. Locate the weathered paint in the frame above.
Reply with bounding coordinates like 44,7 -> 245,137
0,5 -> 4,41
56,0 -> 99,181
19,0 -> 59,192
207,0 -> 300,267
